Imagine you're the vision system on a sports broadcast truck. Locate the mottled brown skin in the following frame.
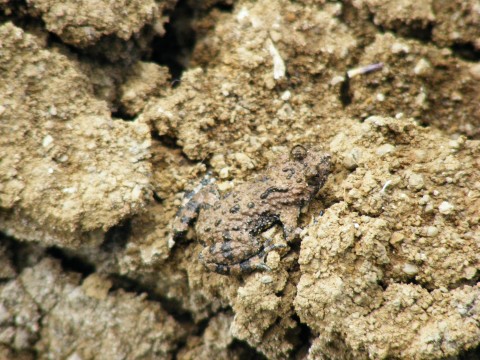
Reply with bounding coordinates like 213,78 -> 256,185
172,145 -> 331,275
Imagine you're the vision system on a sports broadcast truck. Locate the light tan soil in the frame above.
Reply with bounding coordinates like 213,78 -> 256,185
0,0 -> 479,359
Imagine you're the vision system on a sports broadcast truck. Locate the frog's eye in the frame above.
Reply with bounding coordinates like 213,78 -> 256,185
290,145 -> 307,161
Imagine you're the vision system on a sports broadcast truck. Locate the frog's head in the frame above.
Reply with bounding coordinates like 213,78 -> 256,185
290,145 -> 331,188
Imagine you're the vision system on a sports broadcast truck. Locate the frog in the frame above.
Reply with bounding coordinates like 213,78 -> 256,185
171,145 -> 332,275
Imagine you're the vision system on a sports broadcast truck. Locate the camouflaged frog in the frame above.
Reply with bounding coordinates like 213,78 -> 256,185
171,145 -> 331,275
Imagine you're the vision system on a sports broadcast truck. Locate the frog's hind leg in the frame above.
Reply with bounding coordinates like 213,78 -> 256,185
170,173 -> 218,243
202,241 -> 287,275
238,241 -> 287,273
202,255 -> 270,275
262,238 -> 288,253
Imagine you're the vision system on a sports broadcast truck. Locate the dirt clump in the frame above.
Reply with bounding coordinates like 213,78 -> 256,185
0,23 -> 152,248
25,0 -> 175,48
0,0 -> 479,359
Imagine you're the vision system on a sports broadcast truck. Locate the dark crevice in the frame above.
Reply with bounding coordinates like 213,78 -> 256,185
192,316 -> 211,336
289,314 -> 313,359
150,130 -> 210,167
382,275 -> 449,294
153,191 -> 164,203
412,22 -> 434,42
100,220 -> 132,252
377,278 -> 388,291
375,21 -> 433,43
228,339 -> 268,360
335,2 -> 384,107
0,0 -> 33,28
150,130 -> 185,155
45,32 -> 83,58
417,119 -> 431,128
0,233 -> 45,274
339,74 -> 352,107
285,240 -> 302,274
107,274 -> 195,326
154,132 -> 182,149
451,42 -> 480,61
10,242 -> 40,274
149,0 -> 235,80
323,331 -> 357,360
46,247 -> 96,277
150,0 -> 197,80
339,66 -> 386,108
459,344 -> 480,360
448,274 -> 480,291
111,109 -> 136,121
211,1 -> 234,13
173,308 -> 249,357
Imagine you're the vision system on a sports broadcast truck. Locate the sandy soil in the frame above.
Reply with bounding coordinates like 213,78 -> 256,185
0,0 -> 479,359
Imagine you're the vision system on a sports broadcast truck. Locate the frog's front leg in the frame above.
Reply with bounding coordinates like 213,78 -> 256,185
170,175 -> 218,245
279,206 -> 301,242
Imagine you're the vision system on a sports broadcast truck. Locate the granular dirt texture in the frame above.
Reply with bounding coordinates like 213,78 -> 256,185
0,0 -> 479,359
25,0 -> 176,48
0,259 -> 185,359
0,23 -> 152,248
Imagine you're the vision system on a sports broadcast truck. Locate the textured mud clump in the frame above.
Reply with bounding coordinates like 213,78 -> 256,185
297,116 -> 480,359
0,23 -> 152,248
0,259 -> 184,359
356,0 -> 480,49
0,0 -> 479,359
26,0 -> 176,47
347,33 -> 480,137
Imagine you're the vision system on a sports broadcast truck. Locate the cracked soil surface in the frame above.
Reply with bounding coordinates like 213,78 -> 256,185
0,0 -> 479,359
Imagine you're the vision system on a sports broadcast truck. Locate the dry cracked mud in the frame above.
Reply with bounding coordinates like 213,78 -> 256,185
0,0 -> 479,359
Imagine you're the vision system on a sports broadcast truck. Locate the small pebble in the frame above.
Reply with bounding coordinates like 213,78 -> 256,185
391,42 -> 410,54
408,173 -> 424,190
217,181 -> 234,191
260,275 -> 273,284
49,105 -> 57,116
425,226 -> 438,237
403,263 -> 419,275
438,201 -> 454,215
376,144 -> 395,156
413,58 -> 431,76
419,195 -> 430,205
219,167 -> 230,179
448,139 -> 461,150
469,63 -> 480,80
42,134 -> 54,147
281,90 -> 291,101
464,267 -> 477,280
424,203 -> 434,213
390,232 -> 404,244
